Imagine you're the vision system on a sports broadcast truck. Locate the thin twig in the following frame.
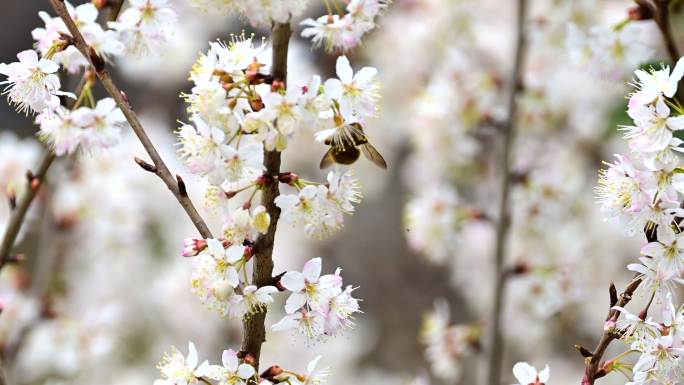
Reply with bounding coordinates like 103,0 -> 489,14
240,22 -> 291,371
486,1 -> 528,384
0,153 -> 55,269
48,0 -> 213,239
581,278 -> 642,384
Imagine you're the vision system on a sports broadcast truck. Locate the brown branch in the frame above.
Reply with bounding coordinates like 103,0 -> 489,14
486,1 -> 528,384
48,0 -> 213,239
107,0 -> 125,22
653,0 -> 680,62
0,153 -> 54,270
240,21 -> 291,371
581,278 -> 642,384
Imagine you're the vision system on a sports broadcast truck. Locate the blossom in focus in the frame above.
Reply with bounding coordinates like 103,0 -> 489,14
0,50 -> 72,115
629,57 -> 684,108
203,349 -> 255,385
189,238 -> 246,317
275,169 -> 361,239
622,97 -> 684,154
511,362 -> 549,385
154,341 -> 208,385
272,257 -> 360,340
324,56 -> 380,119
595,154 -> 657,235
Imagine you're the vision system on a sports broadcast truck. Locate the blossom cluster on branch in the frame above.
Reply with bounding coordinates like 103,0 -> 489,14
0,0 -> 389,384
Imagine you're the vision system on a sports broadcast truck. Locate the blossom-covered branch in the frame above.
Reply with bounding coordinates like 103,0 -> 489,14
47,0 -> 213,239
240,21 -> 291,369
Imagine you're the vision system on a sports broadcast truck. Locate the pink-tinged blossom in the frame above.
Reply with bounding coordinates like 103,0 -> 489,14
623,97 -> 684,153
595,154 -> 657,235
640,230 -> 684,277
273,257 -> 359,340
628,257 -> 684,300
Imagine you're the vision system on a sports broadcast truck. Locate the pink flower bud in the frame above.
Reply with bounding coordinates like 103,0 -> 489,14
181,238 -> 208,257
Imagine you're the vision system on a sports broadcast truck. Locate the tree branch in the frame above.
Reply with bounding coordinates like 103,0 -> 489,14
0,153 -> 55,270
240,21 -> 291,371
107,0 -> 125,22
48,0 -> 213,239
486,1 -> 528,384
581,278 -> 642,384
654,0 -> 680,63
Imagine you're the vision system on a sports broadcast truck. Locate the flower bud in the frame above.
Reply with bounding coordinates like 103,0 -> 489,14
251,206 -> 270,234
628,4 -> 653,21
260,365 -> 283,380
92,0 -> 109,9
278,172 -> 299,185
214,280 -> 234,300
182,238 -> 207,257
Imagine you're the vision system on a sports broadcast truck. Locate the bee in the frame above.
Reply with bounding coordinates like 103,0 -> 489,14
319,122 -> 387,170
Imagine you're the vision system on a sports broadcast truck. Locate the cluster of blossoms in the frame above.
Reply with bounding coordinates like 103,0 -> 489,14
187,0 -> 387,52
188,0 -> 309,26
178,37 -> 377,235
419,301 -> 481,381
0,0 -> 176,155
594,57 -> 684,383
275,170 -> 361,238
403,49 -> 501,266
38,97 -> 126,156
34,0 -> 175,68
301,0 -> 389,52
386,1 -> 664,382
0,0 -> 388,382
185,231 -> 361,340
567,21 -> 654,81
271,257 -> 360,340
186,238 -> 277,318
177,21 -> 378,340
154,342 -> 329,385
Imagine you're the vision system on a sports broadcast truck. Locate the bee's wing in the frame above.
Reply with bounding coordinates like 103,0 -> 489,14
319,148 -> 336,169
361,143 -> 387,169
